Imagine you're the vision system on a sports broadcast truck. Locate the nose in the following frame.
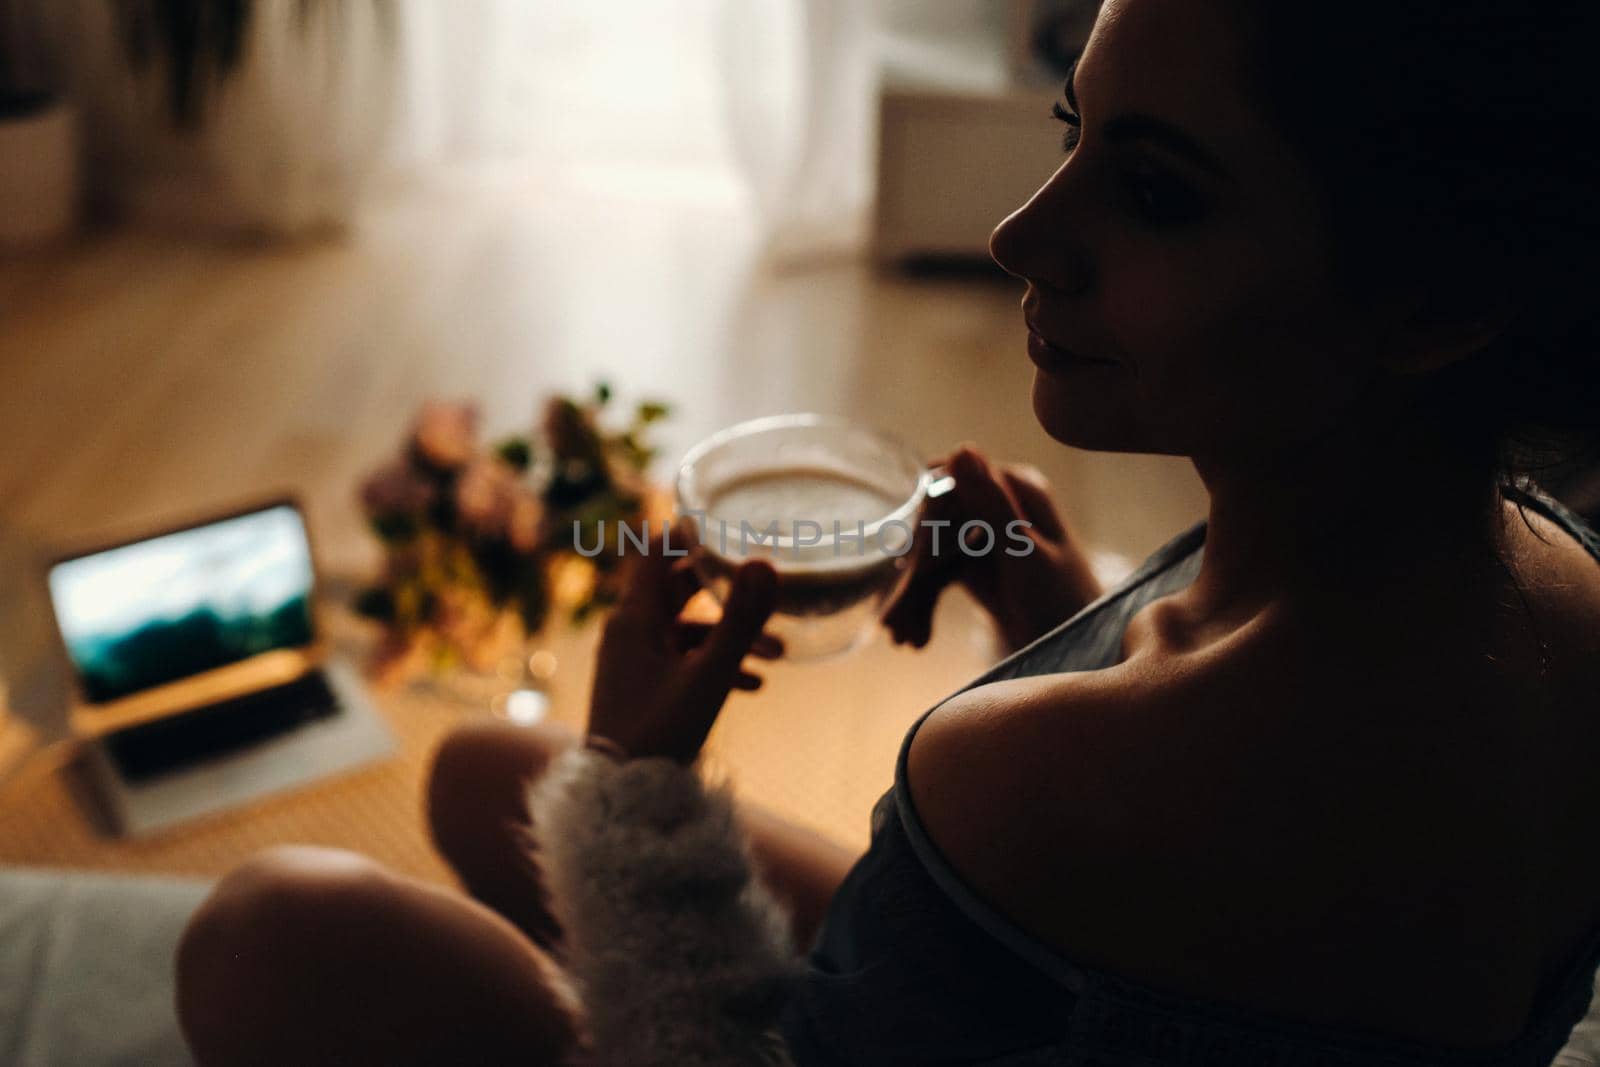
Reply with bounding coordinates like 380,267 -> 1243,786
988,164 -> 1092,296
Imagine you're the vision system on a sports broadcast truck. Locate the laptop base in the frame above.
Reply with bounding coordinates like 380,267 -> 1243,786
81,660 -> 394,838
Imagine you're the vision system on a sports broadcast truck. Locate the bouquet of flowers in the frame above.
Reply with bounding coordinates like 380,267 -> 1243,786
354,383 -> 671,687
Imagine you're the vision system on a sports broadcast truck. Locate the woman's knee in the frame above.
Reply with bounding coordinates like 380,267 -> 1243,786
178,845 -> 372,984
426,721 -> 582,948
176,844 -> 581,1065
422,723 -> 579,889
426,719 -> 577,863
175,846 -> 396,1063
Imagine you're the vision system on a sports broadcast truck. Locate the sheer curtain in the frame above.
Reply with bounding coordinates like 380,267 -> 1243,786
44,0 -> 881,254
716,0 -> 879,261
391,0 -> 880,260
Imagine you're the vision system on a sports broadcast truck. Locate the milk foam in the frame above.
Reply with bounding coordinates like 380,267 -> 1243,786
704,467 -> 899,530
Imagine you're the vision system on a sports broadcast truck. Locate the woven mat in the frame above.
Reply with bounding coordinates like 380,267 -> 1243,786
0,592 -> 999,886
0,618 -> 518,885
0,597 -> 597,885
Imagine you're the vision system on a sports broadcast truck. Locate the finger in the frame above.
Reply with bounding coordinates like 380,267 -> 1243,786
889,446 -> 1021,647
615,522 -> 678,625
910,459 -> 972,574
883,567 -> 949,647
950,446 -> 1026,537
688,559 -> 778,697
885,559 -> 952,646
885,443 -> 1016,647
882,567 -> 950,646
673,621 -> 785,659
1000,464 -> 1066,541
730,670 -> 763,691
883,471 -> 968,644
668,556 -> 701,616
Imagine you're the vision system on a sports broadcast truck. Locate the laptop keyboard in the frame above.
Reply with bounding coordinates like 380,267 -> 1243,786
102,671 -> 343,784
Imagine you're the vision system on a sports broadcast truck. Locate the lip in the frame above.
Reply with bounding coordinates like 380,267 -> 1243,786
1025,327 -> 1118,372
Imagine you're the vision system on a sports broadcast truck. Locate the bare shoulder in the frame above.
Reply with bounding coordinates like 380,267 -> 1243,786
1489,497 -> 1600,756
902,507 -> 1600,1042
906,671 -> 1133,860
904,639 -> 1248,907
1503,496 -> 1600,634
905,588 -> 1282,852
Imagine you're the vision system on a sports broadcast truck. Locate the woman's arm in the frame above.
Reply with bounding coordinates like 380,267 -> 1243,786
526,746 -> 800,1067
526,526 -> 804,1065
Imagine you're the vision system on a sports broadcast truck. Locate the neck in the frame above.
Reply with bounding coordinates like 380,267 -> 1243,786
1187,405 -> 1505,620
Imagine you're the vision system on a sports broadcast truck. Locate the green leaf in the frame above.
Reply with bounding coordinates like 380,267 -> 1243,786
594,381 -> 612,406
370,514 -> 418,542
635,400 -> 671,423
495,436 -> 532,471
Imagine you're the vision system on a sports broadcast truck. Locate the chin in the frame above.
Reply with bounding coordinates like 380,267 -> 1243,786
1031,370 -> 1145,453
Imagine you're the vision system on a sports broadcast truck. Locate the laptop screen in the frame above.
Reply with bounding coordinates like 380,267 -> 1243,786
47,503 -> 317,704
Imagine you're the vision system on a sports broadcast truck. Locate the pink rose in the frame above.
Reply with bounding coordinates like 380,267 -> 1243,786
411,400 -> 479,471
360,460 -> 435,521
454,457 -> 518,537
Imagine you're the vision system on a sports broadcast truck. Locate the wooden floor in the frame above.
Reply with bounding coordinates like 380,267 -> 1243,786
0,170 -> 1206,877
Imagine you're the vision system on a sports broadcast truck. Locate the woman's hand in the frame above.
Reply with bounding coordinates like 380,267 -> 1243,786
884,444 -> 1102,653
587,522 -> 783,764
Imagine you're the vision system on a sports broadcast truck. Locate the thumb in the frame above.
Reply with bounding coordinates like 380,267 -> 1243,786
883,474 -> 962,645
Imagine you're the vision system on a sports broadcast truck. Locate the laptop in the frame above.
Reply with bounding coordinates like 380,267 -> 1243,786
45,497 -> 394,837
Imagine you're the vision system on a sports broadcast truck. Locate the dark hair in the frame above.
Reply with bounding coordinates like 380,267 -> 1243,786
1235,0 -> 1600,485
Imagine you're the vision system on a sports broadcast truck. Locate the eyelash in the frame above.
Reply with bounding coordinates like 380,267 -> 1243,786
1048,98 -> 1203,227
1051,100 -> 1082,154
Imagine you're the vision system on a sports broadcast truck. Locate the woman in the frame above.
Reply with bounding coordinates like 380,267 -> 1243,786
176,0 -> 1600,1063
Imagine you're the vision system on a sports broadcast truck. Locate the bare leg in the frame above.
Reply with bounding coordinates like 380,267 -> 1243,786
425,719 -> 573,950
176,845 -> 583,1067
427,719 -> 863,951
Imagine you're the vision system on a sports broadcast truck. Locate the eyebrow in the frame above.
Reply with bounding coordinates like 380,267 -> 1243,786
1063,60 -> 1234,182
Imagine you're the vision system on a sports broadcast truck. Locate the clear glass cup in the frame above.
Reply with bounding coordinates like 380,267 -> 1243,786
674,413 -> 952,660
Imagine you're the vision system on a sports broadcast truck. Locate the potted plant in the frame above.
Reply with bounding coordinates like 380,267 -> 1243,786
0,0 -> 77,246
354,384 -> 675,689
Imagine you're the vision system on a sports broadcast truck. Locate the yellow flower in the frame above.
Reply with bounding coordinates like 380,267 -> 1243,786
549,554 -> 598,611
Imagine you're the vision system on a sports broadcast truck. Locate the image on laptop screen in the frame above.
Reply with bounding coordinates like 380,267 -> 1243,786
48,504 -> 316,704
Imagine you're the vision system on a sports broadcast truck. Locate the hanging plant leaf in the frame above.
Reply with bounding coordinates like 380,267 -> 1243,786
112,0 -> 393,129
112,0 -> 253,128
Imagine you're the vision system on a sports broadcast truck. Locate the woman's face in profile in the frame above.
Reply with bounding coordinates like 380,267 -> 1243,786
991,0 -> 1390,463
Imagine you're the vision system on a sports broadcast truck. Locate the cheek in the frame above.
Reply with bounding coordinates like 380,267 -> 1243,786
1099,236 -> 1374,454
